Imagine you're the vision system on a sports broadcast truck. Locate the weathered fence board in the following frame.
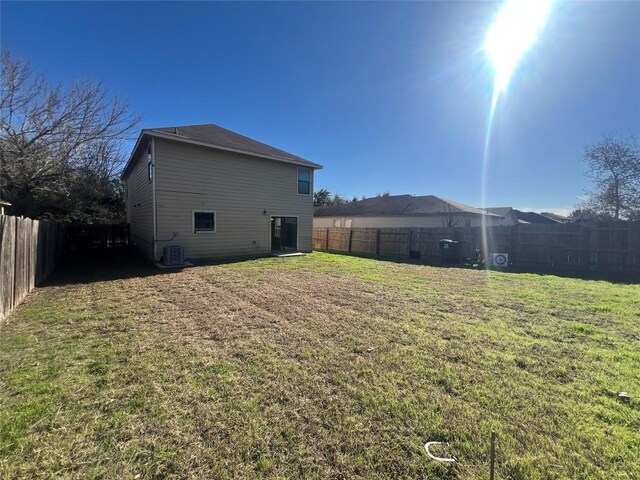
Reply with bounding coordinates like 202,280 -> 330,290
1,216 -> 16,321
350,228 -> 377,255
327,228 -> 350,252
1,216 -> 67,322
379,228 -> 411,257
313,222 -> 640,276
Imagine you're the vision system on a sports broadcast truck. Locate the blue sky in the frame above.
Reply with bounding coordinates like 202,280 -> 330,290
2,1 -> 639,213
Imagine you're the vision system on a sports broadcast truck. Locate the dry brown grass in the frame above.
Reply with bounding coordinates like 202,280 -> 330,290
1,252 -> 639,479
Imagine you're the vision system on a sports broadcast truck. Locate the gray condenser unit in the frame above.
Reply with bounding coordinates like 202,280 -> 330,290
162,245 -> 185,266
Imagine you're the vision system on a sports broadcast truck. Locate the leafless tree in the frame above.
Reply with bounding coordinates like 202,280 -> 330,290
441,203 -> 459,227
580,136 -> 640,221
0,50 -> 141,222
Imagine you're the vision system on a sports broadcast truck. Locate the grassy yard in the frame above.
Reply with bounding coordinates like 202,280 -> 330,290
1,252 -> 639,479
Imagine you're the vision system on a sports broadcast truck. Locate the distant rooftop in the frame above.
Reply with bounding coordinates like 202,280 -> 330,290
513,210 -> 560,224
540,212 -> 572,222
314,195 -> 499,217
485,207 -> 513,217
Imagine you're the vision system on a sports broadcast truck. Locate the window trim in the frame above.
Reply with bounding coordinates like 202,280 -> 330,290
192,210 -> 216,234
297,167 -> 311,196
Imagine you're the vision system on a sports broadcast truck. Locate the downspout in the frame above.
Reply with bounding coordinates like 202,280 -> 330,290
152,137 -> 158,260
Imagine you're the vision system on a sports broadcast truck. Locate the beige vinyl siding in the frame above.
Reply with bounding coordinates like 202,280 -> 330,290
314,214 -> 503,228
124,141 -> 154,260
154,138 -> 314,260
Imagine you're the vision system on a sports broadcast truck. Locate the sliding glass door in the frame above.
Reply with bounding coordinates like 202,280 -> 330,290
271,217 -> 298,251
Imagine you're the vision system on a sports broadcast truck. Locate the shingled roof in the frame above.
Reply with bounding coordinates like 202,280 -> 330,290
485,207 -> 513,217
123,123 -> 321,178
513,210 -> 560,224
314,195 -> 499,217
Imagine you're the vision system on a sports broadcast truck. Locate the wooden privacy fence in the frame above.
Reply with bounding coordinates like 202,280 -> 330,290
1,216 -> 66,322
313,222 -> 640,275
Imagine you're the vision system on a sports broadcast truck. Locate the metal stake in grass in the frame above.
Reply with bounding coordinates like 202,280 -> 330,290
490,430 -> 497,480
424,441 -> 457,463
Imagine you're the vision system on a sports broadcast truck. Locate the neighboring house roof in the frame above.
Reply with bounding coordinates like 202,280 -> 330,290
540,212 -> 573,223
314,195 -> 500,217
485,206 -> 531,224
0,200 -> 11,206
485,207 -> 513,217
513,210 -> 560,224
122,123 -> 322,179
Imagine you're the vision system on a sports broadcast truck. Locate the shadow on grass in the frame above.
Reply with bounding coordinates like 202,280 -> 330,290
323,250 -> 640,285
45,247 -> 639,287
43,247 -> 268,287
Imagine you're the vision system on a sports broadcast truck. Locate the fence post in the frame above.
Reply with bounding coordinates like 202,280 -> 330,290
509,226 -> 515,266
407,228 -> 412,258
348,228 -> 353,253
376,229 -> 381,256
12,217 -> 19,310
585,224 -> 592,273
325,228 -> 329,250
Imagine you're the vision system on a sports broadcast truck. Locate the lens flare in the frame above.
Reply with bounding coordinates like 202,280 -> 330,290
481,0 -> 554,267
485,0 -> 554,106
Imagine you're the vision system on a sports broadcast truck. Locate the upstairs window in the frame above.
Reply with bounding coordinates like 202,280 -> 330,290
147,145 -> 153,180
298,168 -> 311,195
193,211 -> 216,233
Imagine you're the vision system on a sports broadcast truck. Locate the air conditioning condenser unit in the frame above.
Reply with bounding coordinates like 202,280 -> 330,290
162,245 -> 185,266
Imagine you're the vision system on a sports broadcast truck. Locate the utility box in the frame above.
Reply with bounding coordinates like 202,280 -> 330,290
439,239 -> 460,264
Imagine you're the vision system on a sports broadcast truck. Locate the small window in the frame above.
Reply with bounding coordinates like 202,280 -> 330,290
193,211 -> 216,233
464,218 -> 471,227
333,219 -> 341,227
298,168 -> 311,195
345,219 -> 352,228
147,145 -> 153,180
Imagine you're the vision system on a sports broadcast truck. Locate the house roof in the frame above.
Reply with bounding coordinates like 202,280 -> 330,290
540,212 -> 572,223
513,210 -> 560,224
485,207 -> 513,217
122,123 -> 321,178
314,195 -> 500,217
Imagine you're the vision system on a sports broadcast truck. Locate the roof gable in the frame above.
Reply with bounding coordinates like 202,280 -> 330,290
122,123 -> 321,178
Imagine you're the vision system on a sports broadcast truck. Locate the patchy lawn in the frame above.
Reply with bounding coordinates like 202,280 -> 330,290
1,252 -> 639,479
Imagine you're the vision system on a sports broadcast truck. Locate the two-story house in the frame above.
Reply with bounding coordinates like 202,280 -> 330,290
121,124 -> 322,262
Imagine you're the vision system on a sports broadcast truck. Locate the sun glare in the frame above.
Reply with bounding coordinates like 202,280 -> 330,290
485,0 -> 554,98
480,0 -> 554,269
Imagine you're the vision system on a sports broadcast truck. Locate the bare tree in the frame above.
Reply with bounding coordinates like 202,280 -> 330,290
0,50 -> 141,222
441,203 -> 459,227
569,208 -> 610,223
580,136 -> 640,221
